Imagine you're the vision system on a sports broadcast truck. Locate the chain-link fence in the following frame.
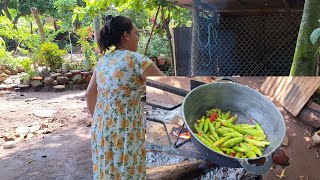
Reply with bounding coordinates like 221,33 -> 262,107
175,12 -> 303,76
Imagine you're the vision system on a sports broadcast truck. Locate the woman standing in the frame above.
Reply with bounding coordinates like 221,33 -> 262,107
85,15 -> 165,180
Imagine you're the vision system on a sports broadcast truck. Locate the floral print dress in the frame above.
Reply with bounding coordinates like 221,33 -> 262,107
91,49 -> 154,180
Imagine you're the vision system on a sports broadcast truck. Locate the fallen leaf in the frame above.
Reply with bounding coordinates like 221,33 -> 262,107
27,160 -> 35,164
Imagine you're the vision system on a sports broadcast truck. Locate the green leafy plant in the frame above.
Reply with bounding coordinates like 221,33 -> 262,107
310,25 -> 320,52
76,26 -> 96,70
20,70 -> 38,81
37,42 -> 67,71
20,57 -> 33,73
0,37 -> 17,68
54,0 -> 78,30
137,33 -> 170,58
69,61 -> 83,70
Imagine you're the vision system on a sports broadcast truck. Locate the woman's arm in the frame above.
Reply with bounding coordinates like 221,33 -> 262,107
85,70 -> 98,117
141,63 -> 166,81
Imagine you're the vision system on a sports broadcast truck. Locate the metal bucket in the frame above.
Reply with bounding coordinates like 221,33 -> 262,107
182,80 -> 286,175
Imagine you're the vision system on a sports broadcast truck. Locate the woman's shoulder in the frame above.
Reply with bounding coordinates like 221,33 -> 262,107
129,51 -> 150,60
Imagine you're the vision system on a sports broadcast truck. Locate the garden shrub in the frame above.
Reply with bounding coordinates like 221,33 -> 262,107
0,37 -> 18,69
38,42 -> 66,71
20,57 -> 33,73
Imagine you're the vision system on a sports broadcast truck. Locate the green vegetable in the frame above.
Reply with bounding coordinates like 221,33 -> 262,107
225,111 -> 231,120
208,123 -> 219,140
213,136 -> 232,147
221,137 -> 244,148
194,126 -> 201,133
221,148 -> 235,154
211,145 -> 224,154
235,152 -> 244,158
203,118 -> 210,133
240,143 -> 257,158
195,134 -> 211,147
198,122 -> 204,131
209,135 -> 217,142
245,142 -> 263,156
198,131 -> 215,145
223,132 -> 243,137
215,121 -> 221,128
244,137 -> 270,147
229,123 -> 266,138
233,146 -> 247,153
255,123 -> 264,133
227,114 -> 237,123
193,108 -> 271,159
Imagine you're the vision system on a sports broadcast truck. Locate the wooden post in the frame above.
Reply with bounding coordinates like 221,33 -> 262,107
144,6 -> 161,56
190,0 -> 200,76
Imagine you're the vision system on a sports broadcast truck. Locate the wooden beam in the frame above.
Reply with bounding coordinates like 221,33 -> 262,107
147,160 -> 216,180
216,8 -> 302,16
168,0 -> 304,14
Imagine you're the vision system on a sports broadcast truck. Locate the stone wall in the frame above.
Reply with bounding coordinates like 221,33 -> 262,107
0,65 -> 92,91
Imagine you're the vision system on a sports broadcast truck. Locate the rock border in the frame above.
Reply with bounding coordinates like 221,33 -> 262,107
0,67 -> 93,92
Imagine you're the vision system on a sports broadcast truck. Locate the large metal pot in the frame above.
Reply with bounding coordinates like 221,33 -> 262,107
182,79 -> 286,175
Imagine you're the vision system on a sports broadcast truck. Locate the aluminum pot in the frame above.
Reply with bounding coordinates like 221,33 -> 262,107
182,79 -> 286,175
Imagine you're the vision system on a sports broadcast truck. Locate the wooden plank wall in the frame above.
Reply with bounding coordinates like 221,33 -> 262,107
260,77 -> 320,116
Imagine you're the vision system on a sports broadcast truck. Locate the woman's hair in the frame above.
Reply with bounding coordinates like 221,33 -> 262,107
98,15 -> 133,53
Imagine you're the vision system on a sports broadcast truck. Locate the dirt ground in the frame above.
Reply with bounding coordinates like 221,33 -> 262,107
146,76 -> 320,180
0,90 -> 93,180
1,77 -> 320,180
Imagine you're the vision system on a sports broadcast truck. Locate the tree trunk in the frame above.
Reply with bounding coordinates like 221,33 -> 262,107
144,6 -> 161,56
93,14 -> 100,56
162,10 -> 175,75
1,0 -> 12,20
30,22 -> 33,34
93,14 -> 100,44
30,7 -> 46,43
12,13 -> 22,27
290,0 -> 320,76
53,20 -> 58,31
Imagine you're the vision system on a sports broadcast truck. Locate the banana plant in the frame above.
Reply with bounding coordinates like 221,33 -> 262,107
310,20 -> 320,52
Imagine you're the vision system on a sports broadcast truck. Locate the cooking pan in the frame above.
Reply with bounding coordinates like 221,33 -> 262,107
182,78 -> 286,175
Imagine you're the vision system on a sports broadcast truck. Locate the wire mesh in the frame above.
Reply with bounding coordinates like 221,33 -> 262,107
187,12 -> 302,76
